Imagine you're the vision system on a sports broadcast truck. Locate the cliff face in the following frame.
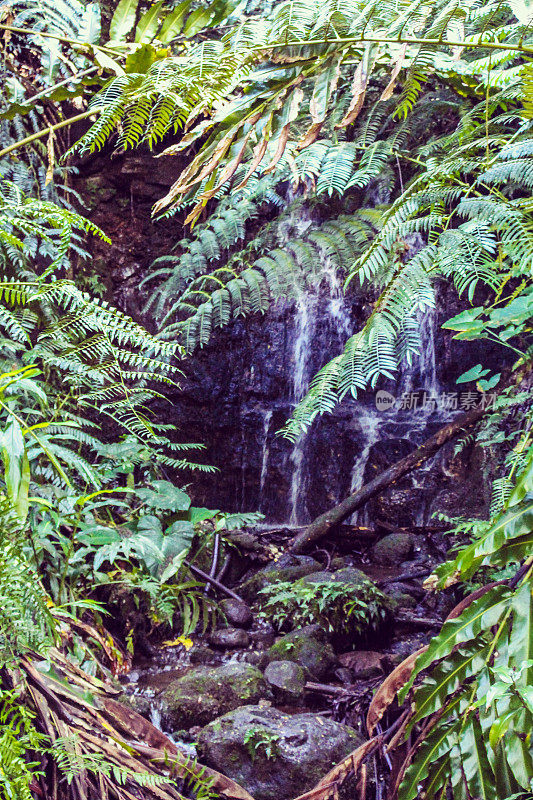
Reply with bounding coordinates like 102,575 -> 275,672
77,153 -> 508,528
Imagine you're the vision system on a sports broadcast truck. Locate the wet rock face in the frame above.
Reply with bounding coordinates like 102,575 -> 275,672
198,705 -> 363,800
267,625 -> 336,679
78,153 -> 508,529
161,663 -> 270,731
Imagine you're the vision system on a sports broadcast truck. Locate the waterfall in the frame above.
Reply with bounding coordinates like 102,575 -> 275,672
285,257 -> 356,524
288,293 -> 317,524
258,410 -> 273,511
322,258 -> 352,342
348,408 -> 382,526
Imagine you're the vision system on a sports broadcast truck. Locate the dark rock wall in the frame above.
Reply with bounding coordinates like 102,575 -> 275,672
76,153 -> 509,528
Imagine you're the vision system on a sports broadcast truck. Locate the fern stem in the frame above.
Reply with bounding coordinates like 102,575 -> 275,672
27,67 -> 99,105
0,111 -> 99,160
0,23 -> 124,57
255,35 -> 533,56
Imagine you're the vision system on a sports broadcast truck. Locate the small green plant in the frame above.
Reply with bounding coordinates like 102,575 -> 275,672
243,727 -> 281,762
258,577 -> 391,637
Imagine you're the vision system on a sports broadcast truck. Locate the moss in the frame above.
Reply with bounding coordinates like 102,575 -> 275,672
161,664 -> 270,731
267,625 -> 335,679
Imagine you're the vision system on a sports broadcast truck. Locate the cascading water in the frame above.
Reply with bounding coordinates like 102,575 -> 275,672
348,408 -> 382,526
287,260 -> 353,525
343,306 -> 457,529
258,410 -> 273,512
288,293 -> 317,524
180,205 -> 461,528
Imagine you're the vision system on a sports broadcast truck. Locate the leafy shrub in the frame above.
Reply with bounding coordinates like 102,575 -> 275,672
257,577 -> 391,637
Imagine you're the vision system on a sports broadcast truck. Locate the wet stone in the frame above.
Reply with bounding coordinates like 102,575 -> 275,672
337,650 -> 384,679
209,628 -> 250,649
161,663 -> 270,731
264,660 -> 306,701
371,533 -> 414,565
266,624 -> 336,679
199,704 -> 363,800
220,598 -> 254,628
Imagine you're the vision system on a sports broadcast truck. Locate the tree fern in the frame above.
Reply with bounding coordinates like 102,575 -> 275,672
159,213 -> 375,351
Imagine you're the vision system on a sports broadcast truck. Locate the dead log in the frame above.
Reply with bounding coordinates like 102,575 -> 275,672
289,404 -> 488,554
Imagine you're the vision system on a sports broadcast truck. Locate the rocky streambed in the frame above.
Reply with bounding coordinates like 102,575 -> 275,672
119,532 -> 452,800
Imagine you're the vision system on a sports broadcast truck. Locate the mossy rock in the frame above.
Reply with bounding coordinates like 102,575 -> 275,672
161,663 -> 270,731
371,533 -> 414,565
199,704 -> 363,800
266,624 -> 335,679
116,692 -> 152,719
239,555 -> 321,601
264,661 -> 306,701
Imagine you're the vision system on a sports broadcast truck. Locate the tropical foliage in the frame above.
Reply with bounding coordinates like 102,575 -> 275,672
0,0 -> 531,798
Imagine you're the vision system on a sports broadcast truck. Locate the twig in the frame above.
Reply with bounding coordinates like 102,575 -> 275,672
377,570 -> 430,586
0,110 -> 97,159
184,559 -> 244,602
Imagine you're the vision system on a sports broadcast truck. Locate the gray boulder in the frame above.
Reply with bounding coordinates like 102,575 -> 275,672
267,624 -> 336,679
161,663 -> 269,730
209,628 -> 250,649
220,598 -> 254,628
199,705 -> 362,800
264,661 -> 306,701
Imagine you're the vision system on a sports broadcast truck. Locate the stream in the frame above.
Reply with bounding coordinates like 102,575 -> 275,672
116,255 -> 473,800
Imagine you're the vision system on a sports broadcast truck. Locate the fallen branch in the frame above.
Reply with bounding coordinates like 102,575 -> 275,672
289,404 -> 488,554
184,559 -> 245,602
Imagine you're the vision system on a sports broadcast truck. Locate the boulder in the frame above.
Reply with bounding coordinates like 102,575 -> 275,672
220,598 -> 253,628
267,624 -> 335,679
297,568 -> 392,643
385,582 -> 419,610
209,628 -> 250,649
199,705 -> 363,800
161,663 -> 269,730
302,567 -> 371,588
238,554 -> 321,600
338,650 -> 384,679
264,661 -> 306,701
117,692 -> 152,719
371,533 -> 414,565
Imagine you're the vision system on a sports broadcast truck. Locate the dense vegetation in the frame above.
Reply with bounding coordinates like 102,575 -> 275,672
0,0 -> 531,798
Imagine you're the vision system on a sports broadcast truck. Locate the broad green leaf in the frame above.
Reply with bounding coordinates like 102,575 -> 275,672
1,419 -> 24,505
442,307 -> 484,330
136,514 -> 163,536
411,642 -> 489,726
508,580 -> 533,688
507,451 -> 533,505
398,717 -> 462,800
158,0 -> 192,44
15,449 -> 30,522
478,373 -> 500,391
135,1 -> 164,41
136,480 -> 191,511
182,6 -> 215,37
456,363 -> 489,383
94,49 -> 125,76
400,585 -> 512,701
109,0 -> 139,41
125,43 -> 159,73
188,506 -> 219,523
459,717 -> 497,800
